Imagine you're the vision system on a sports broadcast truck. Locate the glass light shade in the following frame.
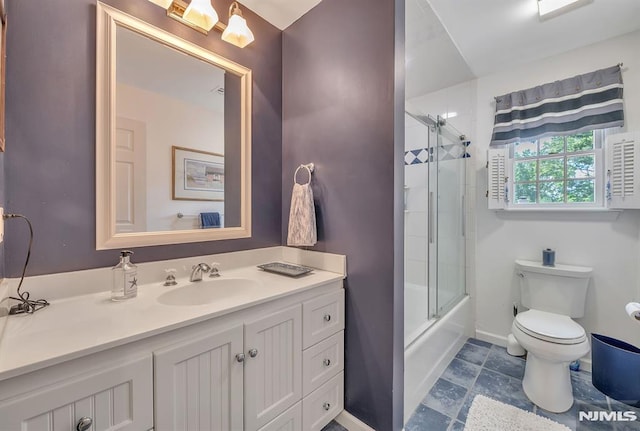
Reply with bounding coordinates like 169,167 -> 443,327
221,14 -> 255,48
147,0 -> 173,8
183,0 -> 219,32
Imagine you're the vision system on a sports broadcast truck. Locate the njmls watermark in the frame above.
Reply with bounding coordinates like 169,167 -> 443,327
579,411 -> 638,422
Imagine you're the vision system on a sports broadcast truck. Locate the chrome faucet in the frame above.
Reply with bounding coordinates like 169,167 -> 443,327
190,263 -> 212,282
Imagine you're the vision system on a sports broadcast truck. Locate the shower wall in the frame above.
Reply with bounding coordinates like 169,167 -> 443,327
404,113 -> 430,343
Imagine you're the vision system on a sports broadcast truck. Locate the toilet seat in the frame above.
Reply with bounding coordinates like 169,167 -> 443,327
514,310 -> 586,345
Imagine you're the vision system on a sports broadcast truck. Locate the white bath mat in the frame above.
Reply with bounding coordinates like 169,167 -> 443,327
464,395 -> 571,431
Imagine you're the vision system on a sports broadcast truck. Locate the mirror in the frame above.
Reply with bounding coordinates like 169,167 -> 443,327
96,2 -> 251,249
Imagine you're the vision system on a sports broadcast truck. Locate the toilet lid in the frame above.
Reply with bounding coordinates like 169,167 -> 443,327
514,310 -> 586,345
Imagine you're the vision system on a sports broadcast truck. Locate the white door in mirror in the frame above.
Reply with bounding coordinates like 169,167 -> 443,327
0,207 -> 4,243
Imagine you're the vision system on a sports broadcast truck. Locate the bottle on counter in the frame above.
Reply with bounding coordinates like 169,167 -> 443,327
111,250 -> 138,301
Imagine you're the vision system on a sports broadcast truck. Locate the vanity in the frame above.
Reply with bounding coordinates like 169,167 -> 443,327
0,248 -> 346,431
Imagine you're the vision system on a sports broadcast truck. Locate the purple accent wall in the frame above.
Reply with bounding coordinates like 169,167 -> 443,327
224,73 -> 242,227
282,0 -> 405,429
0,152 -> 4,278
4,0 -> 282,276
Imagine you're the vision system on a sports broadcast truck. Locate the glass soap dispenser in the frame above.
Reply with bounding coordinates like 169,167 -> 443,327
111,250 -> 138,301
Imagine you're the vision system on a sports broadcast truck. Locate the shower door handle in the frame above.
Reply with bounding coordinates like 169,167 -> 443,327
461,195 -> 466,238
428,191 -> 434,244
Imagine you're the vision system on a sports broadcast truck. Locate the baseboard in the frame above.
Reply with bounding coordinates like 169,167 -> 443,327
475,330 -> 508,347
579,357 -> 592,373
474,330 -> 594,373
335,410 -> 376,431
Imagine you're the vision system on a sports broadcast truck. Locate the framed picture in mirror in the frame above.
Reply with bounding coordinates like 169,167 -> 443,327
172,146 -> 225,201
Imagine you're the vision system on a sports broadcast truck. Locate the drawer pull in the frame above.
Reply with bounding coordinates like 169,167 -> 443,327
323,402 -> 331,411
249,348 -> 259,358
323,358 -> 331,367
323,314 -> 331,322
77,417 -> 93,431
236,353 -> 245,363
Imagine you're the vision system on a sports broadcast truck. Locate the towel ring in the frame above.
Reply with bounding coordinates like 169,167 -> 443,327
294,163 -> 314,185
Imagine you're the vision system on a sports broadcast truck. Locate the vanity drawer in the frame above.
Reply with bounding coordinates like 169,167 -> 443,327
0,356 -> 153,431
302,371 -> 344,431
303,290 -> 345,348
303,331 -> 344,396
258,401 -> 302,431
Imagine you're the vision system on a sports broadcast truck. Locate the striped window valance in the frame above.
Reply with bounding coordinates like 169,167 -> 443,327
490,65 -> 624,146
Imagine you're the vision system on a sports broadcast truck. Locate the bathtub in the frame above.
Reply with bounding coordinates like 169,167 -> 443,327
404,295 -> 473,421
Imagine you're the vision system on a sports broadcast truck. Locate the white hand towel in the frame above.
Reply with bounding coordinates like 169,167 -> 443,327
287,182 -> 317,247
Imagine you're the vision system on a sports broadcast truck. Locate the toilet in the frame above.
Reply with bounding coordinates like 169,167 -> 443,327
510,259 -> 592,413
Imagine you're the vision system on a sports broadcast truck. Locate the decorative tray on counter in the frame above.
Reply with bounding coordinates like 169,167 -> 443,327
257,262 -> 314,277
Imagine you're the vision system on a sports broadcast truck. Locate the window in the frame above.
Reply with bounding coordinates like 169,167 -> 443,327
510,131 -> 604,207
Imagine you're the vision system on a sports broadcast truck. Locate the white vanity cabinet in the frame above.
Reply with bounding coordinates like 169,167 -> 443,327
154,325 -> 245,431
154,305 -> 303,431
244,305 -> 302,431
0,356 -> 153,431
0,282 -> 344,431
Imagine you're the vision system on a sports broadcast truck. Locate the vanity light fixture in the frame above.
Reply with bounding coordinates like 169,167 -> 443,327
537,0 -> 592,20
147,0 -> 255,48
148,0 -> 173,8
182,0 -> 219,32
221,2 -> 255,48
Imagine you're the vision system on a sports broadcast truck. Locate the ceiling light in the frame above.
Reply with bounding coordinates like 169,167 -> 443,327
441,112 -> 458,119
537,0 -> 592,20
182,0 -> 219,32
221,2 -> 255,48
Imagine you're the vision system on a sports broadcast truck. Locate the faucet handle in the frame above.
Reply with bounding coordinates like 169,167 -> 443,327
209,262 -> 221,277
164,268 -> 178,286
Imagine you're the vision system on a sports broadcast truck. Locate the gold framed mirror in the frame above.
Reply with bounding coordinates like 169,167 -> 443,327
96,2 -> 251,249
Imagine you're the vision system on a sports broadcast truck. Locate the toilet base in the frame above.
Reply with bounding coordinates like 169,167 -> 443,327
522,352 -> 573,413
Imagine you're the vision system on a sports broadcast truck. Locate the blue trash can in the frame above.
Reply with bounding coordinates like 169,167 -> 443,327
591,333 -> 640,407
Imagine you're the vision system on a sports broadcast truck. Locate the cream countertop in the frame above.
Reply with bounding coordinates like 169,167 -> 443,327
0,247 -> 346,382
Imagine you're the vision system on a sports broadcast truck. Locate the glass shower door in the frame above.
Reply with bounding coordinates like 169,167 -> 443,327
429,117 -> 466,318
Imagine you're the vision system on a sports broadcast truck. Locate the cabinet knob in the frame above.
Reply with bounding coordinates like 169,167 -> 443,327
248,348 -> 259,358
323,402 -> 331,411
323,358 -> 331,367
323,314 -> 331,322
236,353 -> 245,363
77,417 -> 93,431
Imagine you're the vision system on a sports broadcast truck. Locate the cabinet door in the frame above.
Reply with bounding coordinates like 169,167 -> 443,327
0,356 -> 153,431
244,305 -> 302,431
154,325 -> 244,431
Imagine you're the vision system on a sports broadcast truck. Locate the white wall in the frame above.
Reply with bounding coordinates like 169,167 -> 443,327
405,113 -> 430,342
474,30 -> 640,348
117,84 -> 225,231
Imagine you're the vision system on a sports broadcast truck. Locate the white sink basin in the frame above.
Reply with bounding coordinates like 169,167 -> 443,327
157,278 -> 262,306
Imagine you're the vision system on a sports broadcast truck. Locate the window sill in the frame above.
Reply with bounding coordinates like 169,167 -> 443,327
498,207 -> 619,213
494,207 -> 622,221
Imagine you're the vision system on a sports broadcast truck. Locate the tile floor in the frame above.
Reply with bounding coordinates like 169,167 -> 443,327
322,421 -> 348,431
405,338 -> 640,431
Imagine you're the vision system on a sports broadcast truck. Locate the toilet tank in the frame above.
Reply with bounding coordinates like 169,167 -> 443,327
516,260 -> 592,318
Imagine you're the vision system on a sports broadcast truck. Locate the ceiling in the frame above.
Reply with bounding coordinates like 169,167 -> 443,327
224,0 -> 640,99
240,0 -> 322,30
405,0 -> 475,99
117,26 -> 225,112
426,0 -> 640,78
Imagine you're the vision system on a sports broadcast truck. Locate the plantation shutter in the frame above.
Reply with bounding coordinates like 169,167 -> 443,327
491,65 -> 624,146
607,132 -> 640,209
487,148 -> 508,209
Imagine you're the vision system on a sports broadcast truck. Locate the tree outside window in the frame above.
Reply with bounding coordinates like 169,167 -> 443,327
513,132 -> 596,205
